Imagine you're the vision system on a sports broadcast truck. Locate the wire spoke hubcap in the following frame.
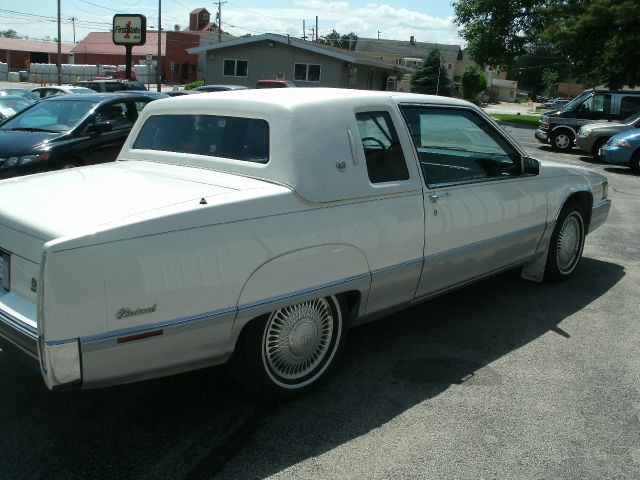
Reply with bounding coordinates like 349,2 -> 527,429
556,213 -> 583,273
263,298 -> 335,382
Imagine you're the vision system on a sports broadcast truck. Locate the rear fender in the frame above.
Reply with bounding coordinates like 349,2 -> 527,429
233,244 -> 371,340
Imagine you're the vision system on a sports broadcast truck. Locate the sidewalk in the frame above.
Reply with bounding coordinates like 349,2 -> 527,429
482,101 -> 542,116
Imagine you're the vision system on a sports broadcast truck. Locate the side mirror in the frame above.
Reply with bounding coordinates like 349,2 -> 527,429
523,156 -> 540,175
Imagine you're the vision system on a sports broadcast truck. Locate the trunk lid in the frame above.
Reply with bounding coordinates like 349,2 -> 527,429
0,160 -> 273,261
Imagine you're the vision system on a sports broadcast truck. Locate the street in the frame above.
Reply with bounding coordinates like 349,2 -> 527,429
0,122 -> 638,480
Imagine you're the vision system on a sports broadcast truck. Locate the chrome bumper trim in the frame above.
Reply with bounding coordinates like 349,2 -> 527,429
0,307 -> 39,367
589,199 -> 611,234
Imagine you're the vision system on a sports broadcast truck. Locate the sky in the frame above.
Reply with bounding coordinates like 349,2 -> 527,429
0,1 -> 465,46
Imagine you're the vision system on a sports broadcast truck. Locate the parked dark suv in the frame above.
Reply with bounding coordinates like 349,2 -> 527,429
0,93 -> 159,179
535,89 -> 640,151
75,79 -> 148,93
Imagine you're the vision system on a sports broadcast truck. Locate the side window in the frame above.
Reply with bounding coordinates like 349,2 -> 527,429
355,111 -> 409,183
620,96 -> 640,120
134,101 -> 149,113
223,59 -> 248,77
95,102 -> 131,130
577,94 -> 611,120
399,106 -> 520,187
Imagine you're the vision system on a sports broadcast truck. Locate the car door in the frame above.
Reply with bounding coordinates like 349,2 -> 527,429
76,99 -> 145,165
399,105 -> 548,299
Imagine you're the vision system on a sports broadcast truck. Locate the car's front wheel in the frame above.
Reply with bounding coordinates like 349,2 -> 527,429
551,130 -> 574,152
230,295 -> 347,401
545,202 -> 586,282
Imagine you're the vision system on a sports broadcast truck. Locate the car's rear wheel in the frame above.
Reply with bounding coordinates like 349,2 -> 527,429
551,130 -> 574,152
545,201 -> 586,282
630,150 -> 640,174
230,295 -> 347,401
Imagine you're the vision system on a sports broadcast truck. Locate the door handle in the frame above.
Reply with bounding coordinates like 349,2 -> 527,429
428,192 -> 450,203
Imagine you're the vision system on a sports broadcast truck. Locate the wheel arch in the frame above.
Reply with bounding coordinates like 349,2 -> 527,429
229,244 -> 371,350
551,124 -> 577,136
555,190 -> 593,231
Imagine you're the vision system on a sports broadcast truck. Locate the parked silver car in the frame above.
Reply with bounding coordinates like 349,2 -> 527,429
576,113 -> 640,156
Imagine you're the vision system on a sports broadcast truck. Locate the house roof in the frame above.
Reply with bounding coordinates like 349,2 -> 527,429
354,37 -> 462,62
0,37 -> 74,54
187,33 -> 413,73
190,8 -> 208,14
71,32 -> 167,56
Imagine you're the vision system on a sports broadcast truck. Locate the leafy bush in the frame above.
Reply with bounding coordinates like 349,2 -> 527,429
461,65 -> 487,101
183,80 -> 204,90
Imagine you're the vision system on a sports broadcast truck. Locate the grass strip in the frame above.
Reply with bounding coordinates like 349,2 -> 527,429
490,114 -> 540,127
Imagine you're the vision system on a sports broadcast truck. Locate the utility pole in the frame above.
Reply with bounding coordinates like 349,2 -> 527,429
56,0 -> 61,85
216,1 -> 227,43
157,0 -> 161,92
436,52 -> 442,95
377,30 -> 381,39
302,20 -> 306,40
315,16 -> 318,42
69,17 -> 78,43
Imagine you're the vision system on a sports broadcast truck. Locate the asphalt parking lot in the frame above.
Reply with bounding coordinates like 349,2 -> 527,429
0,121 -> 638,480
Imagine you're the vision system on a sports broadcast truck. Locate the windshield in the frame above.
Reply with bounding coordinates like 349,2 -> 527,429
560,91 -> 591,112
0,97 -> 31,118
624,112 -> 640,124
0,98 -> 99,132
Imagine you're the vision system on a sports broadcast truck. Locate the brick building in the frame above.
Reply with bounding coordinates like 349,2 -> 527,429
0,37 -> 73,71
71,31 -> 200,83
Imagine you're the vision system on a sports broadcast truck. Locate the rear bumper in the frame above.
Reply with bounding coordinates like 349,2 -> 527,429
0,306 -> 39,370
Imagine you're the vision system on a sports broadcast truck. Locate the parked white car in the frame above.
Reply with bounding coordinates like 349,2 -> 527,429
0,89 -> 610,399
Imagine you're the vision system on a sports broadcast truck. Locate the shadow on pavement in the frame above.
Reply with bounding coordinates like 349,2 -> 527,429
538,145 -> 585,156
604,166 -> 636,176
0,258 -> 625,480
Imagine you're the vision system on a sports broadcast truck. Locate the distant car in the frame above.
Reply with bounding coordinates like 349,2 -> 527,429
599,128 -> 640,173
0,92 -> 158,179
542,99 -> 570,109
30,86 -> 96,99
114,90 -> 170,99
256,80 -> 297,88
75,80 -> 148,93
95,68 -> 136,81
0,96 -> 32,121
164,90 -> 194,97
0,88 -> 39,103
191,84 -> 250,92
576,113 -> 640,156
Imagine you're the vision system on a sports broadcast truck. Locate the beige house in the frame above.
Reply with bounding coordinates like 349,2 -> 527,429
187,33 -> 411,90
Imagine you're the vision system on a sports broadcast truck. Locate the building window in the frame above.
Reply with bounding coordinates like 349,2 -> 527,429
223,59 -> 248,77
294,63 -> 321,82
448,63 -> 452,70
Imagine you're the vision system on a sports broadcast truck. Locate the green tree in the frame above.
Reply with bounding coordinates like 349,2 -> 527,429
541,68 -> 559,96
507,41 -> 571,93
461,64 -> 488,101
543,0 -> 640,89
411,49 -> 452,96
0,29 -> 19,38
317,29 -> 358,50
453,0 -> 640,89
453,0 -> 546,68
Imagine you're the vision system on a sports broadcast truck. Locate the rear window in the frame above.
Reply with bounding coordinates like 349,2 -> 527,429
133,114 -> 269,163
